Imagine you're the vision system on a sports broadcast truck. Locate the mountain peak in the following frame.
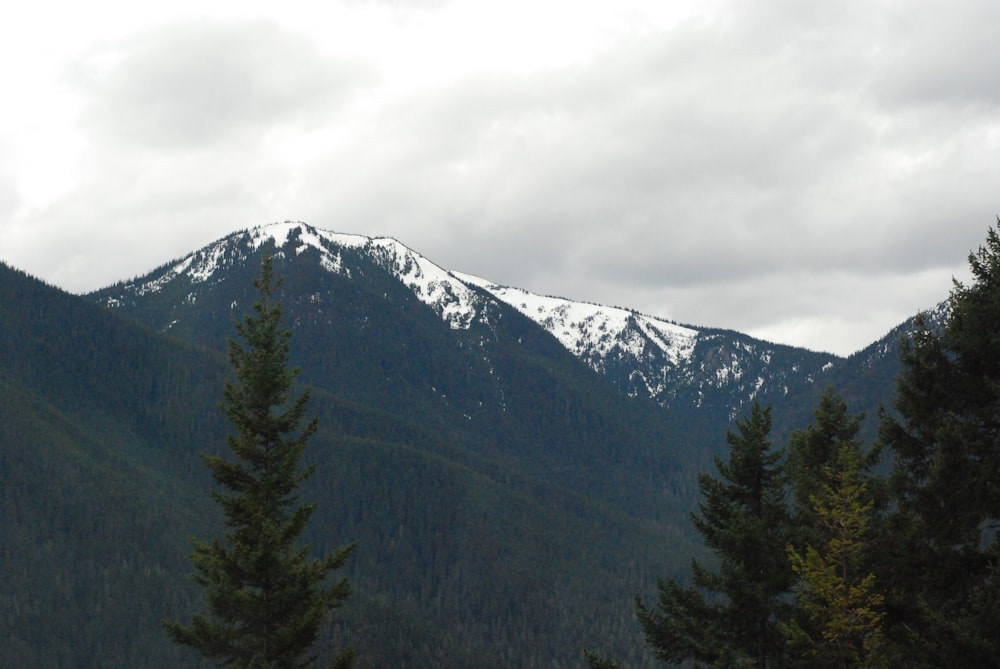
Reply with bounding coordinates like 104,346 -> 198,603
94,221 -> 839,412
106,221 -> 485,330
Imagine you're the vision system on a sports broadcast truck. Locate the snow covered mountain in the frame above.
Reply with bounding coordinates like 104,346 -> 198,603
95,221 -> 839,415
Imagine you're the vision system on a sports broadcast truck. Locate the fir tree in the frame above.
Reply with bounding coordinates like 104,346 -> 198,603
786,388 -> 879,533
584,650 -> 623,669
636,403 -> 794,668
164,254 -> 356,669
784,443 -> 886,669
783,389 -> 885,668
878,223 -> 1000,666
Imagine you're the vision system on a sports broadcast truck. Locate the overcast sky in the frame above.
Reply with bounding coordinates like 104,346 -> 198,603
1,0 -> 997,356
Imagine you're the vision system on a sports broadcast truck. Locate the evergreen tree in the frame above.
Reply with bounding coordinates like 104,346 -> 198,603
784,443 -> 886,668
164,254 -> 356,669
786,388 -> 879,532
636,403 -> 794,668
878,223 -> 1000,666
783,389 -> 885,668
584,650 -> 623,669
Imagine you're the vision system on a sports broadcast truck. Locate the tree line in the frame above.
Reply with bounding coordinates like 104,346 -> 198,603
168,224 -> 1000,668
590,225 -> 1000,668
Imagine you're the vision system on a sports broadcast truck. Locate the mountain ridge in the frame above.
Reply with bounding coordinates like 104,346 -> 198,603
94,221 -> 847,418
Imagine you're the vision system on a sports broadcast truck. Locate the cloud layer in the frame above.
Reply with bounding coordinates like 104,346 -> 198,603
1,1 -> 997,355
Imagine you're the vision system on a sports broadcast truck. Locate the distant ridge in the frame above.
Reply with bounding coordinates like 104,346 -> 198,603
97,221 -> 841,415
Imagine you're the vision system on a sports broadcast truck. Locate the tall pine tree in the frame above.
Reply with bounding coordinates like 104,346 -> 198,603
636,403 -> 794,668
784,389 -> 885,668
785,444 -> 886,668
878,224 -> 1000,667
164,254 -> 356,669
786,388 -> 880,532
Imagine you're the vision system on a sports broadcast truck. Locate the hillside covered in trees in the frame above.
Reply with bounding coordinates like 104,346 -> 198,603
3,222 -> 995,668
592,225 -> 1000,668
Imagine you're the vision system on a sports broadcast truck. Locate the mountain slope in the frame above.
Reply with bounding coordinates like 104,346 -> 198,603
0,261 -> 227,668
4,244 -> 697,667
1,220 -> 927,668
96,221 -> 840,422
93,222 -> 695,477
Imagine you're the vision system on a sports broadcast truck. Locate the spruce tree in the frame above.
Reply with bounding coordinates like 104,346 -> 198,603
785,443 -> 886,668
584,650 -> 623,669
786,388 -> 878,531
784,389 -> 885,668
636,402 -> 794,668
878,223 -> 1000,666
164,254 -> 356,669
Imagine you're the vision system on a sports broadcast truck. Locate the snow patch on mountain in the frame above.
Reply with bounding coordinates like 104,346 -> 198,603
143,256 -> 195,293
249,222 -> 484,330
359,236 -> 481,330
248,221 -> 367,255
454,273 -> 699,368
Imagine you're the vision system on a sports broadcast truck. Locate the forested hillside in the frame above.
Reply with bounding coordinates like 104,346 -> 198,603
2,258 -> 697,667
0,220 -> 935,668
0,261 -> 226,667
591,225 -> 1000,669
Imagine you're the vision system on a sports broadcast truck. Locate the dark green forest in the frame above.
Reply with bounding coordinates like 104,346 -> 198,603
594,226 -> 1000,668
2,223 -> 991,668
2,255 -> 697,667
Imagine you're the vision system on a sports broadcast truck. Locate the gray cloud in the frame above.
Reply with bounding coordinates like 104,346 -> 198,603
345,3 -> 995,354
295,9 -> 993,293
873,1 -> 1000,108
340,0 -> 453,9
69,18 -> 375,150
5,1 -> 998,356
0,144 -> 19,223
12,17 -> 379,290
